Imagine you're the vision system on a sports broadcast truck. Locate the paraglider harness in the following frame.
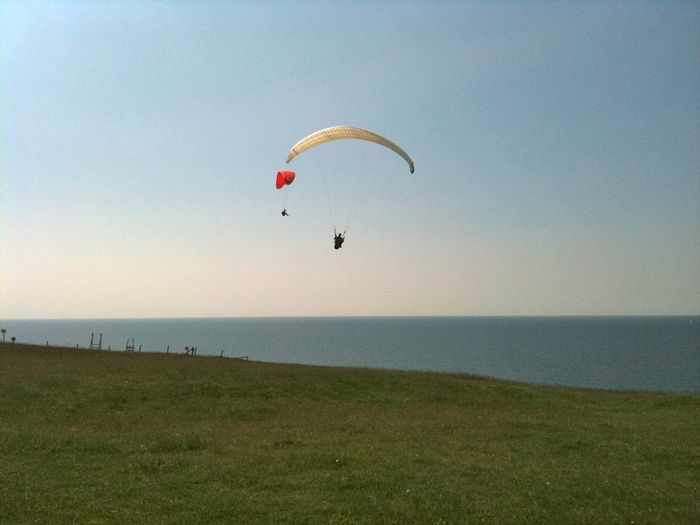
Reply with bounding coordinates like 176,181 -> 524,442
334,229 -> 346,250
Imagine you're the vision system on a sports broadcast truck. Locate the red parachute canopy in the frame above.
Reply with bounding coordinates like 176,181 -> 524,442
276,171 -> 296,189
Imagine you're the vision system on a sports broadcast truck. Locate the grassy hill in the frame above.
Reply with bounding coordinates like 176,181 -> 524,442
1,342 -> 698,524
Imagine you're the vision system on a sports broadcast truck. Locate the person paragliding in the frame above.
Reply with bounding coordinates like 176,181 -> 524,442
334,229 -> 345,250
276,172 -> 295,218
283,126 -> 415,248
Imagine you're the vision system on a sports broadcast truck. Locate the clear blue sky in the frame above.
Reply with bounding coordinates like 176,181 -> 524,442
1,1 -> 698,318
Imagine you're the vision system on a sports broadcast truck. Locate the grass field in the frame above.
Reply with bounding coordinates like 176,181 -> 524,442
1,342 -> 698,524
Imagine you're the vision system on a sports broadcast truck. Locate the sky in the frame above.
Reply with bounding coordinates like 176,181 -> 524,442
1,0 -> 699,319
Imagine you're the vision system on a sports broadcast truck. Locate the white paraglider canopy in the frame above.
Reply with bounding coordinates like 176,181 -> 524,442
286,125 -> 415,174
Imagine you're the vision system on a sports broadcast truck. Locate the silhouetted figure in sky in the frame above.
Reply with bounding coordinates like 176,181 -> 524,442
334,230 -> 345,250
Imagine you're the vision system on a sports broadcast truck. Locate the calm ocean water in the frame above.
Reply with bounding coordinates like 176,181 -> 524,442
2,317 -> 698,393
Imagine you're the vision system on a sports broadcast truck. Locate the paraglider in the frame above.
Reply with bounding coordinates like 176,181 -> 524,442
276,170 -> 296,189
334,229 -> 345,250
281,126 -> 415,249
276,171 -> 295,217
286,126 -> 414,174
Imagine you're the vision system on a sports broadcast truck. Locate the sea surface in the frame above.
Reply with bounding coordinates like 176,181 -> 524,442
2,317 -> 698,393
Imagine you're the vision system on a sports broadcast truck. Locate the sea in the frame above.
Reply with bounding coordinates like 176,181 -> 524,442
2,316 -> 698,394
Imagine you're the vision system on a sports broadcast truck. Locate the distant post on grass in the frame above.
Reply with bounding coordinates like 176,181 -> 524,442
1,328 -> 5,342
89,332 -> 103,350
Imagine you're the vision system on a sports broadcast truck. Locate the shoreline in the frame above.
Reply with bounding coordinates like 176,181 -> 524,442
2,340 -> 698,396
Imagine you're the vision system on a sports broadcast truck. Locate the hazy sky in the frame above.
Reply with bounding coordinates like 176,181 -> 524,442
1,1 -> 699,319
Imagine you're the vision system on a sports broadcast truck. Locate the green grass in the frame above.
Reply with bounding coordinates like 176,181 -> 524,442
1,342 -> 698,524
